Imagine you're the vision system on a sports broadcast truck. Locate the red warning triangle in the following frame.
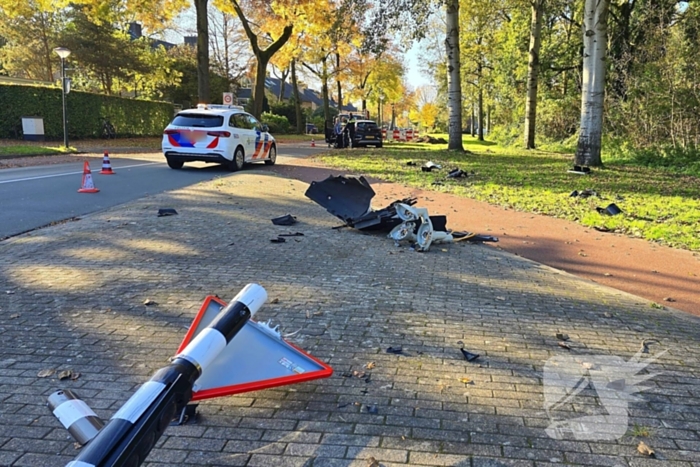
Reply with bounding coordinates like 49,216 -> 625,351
177,296 -> 333,401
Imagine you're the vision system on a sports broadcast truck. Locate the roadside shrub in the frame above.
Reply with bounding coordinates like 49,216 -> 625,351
260,112 -> 290,134
0,83 -> 173,139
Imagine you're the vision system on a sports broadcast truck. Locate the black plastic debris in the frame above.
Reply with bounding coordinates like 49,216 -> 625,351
270,237 -> 286,243
447,168 -> 468,178
568,165 -> 591,175
305,175 -> 417,232
365,405 -> 379,414
279,232 -> 304,237
406,161 -> 417,166
569,190 -> 579,197
556,333 -> 570,341
593,225 -> 611,232
386,346 -> 403,354
458,341 -> 480,362
271,214 -> 297,226
170,404 -> 198,426
596,203 -> 622,216
640,338 -> 660,354
157,208 -> 178,217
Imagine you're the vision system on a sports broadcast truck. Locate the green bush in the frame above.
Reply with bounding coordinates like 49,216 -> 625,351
0,83 -> 173,139
260,112 -> 290,134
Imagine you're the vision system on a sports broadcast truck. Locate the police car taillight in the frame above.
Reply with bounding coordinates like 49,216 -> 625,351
207,131 -> 231,137
163,129 -> 178,135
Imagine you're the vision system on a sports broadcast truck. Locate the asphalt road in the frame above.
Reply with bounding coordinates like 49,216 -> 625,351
0,144 -> 321,239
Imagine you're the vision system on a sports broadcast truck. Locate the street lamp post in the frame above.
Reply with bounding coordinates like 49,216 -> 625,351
54,47 -> 71,148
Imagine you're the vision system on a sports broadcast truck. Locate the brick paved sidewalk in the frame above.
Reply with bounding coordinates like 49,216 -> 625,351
0,171 -> 698,467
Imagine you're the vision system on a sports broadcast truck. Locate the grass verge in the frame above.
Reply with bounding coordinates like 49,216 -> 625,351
317,135 -> 700,251
0,144 -> 75,157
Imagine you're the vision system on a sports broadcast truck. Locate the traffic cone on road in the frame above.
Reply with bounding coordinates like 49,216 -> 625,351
311,138 -> 315,147
78,161 -> 99,193
100,151 -> 115,175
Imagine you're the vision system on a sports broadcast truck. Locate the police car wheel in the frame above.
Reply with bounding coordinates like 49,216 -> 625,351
167,158 -> 184,170
229,147 -> 245,171
264,145 -> 277,165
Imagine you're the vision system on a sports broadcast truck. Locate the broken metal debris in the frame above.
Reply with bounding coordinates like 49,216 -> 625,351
271,214 -> 297,226
570,189 -> 598,198
453,232 -> 499,243
157,208 -> 178,217
306,175 -> 496,251
447,168 -> 468,179
421,161 -> 442,172
568,165 -> 591,175
406,161 -> 417,166
596,203 -> 623,216
171,404 -> 198,426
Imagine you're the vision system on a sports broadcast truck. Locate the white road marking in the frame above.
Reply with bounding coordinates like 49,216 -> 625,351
0,162 -> 162,185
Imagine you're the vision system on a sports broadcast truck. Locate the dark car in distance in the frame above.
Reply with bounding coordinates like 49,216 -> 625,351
351,120 -> 383,148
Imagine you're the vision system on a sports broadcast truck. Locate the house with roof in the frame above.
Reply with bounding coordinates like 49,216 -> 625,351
235,76 -> 358,113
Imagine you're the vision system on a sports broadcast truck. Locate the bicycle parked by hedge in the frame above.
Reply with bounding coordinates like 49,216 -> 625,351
100,116 -> 116,139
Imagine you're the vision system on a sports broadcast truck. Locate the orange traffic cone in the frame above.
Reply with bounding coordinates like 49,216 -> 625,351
100,151 -> 115,175
311,138 -> 315,147
78,161 -> 99,193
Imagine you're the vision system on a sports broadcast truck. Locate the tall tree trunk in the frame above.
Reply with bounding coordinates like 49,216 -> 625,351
321,57 -> 331,122
524,0 -> 544,149
194,0 -> 210,103
575,0 -> 610,167
291,59 -> 303,134
478,85 -> 484,141
471,104 -> 476,137
336,52 -> 343,111
445,0 -> 464,151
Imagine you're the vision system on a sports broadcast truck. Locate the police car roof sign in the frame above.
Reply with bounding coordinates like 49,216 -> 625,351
177,296 -> 333,400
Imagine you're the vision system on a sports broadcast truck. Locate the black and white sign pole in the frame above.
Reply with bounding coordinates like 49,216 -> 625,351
60,283 -> 267,467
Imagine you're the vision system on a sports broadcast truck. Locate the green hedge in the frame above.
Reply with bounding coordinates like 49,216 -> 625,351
0,83 -> 174,140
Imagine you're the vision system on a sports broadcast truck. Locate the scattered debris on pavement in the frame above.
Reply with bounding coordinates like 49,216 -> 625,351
596,203 -> 623,216
453,232 -> 499,243
638,441 -> 656,458
556,333 -> 569,341
270,237 -> 286,243
365,362 -> 376,370
171,404 -> 198,426
386,346 -> 403,354
271,214 -> 297,226
365,405 -> 378,414
367,456 -> 381,467
458,341 -> 480,362
558,341 -> 572,350
143,299 -> 157,306
157,208 -> 178,217
459,377 -> 474,385
305,175 -> 497,251
640,338 -> 660,354
278,232 -> 304,237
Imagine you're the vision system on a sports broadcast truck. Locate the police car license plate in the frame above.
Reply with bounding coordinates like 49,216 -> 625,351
366,135 -> 374,139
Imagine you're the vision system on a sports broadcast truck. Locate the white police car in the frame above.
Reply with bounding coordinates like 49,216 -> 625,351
162,104 -> 276,170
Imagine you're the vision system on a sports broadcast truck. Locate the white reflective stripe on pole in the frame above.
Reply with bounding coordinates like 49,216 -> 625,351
179,327 -> 227,371
65,462 -> 95,467
53,399 -> 98,428
111,381 -> 166,423
231,283 -> 267,317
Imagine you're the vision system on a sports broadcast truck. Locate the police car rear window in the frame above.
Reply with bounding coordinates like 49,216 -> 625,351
171,113 -> 223,128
